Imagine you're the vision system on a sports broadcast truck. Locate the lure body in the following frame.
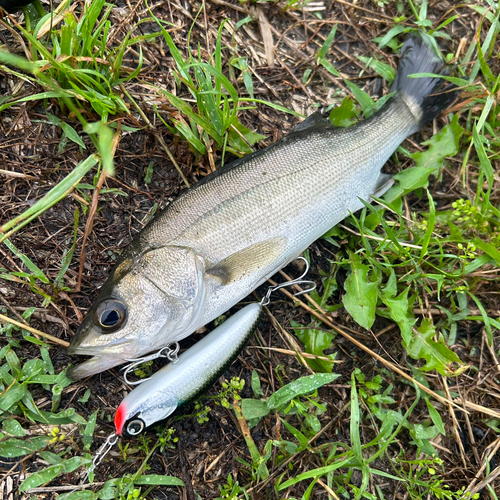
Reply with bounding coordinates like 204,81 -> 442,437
114,302 -> 262,436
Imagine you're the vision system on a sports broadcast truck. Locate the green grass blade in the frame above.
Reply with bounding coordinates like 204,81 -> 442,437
350,373 -> 362,459
418,189 -> 436,262
0,155 -> 99,242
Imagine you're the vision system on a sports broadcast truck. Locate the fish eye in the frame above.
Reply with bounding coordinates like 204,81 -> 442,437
93,299 -> 127,333
126,418 -> 145,436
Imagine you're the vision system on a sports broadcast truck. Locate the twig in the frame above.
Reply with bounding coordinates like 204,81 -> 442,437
317,478 -> 341,500
76,164 -> 109,291
19,483 -> 104,493
464,438 -> 500,494
441,377 -> 468,469
249,345 -> 343,363
0,313 -> 69,347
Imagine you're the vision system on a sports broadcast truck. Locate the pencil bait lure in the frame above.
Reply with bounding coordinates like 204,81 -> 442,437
115,257 -> 314,437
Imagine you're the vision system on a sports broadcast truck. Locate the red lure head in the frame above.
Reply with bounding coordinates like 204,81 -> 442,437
114,403 -> 126,436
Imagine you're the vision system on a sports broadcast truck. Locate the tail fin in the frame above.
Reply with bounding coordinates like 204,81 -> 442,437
391,33 -> 456,129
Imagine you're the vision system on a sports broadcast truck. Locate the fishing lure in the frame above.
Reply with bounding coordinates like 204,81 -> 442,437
116,301 -> 262,437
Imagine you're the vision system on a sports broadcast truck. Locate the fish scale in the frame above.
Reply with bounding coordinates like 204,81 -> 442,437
68,34 -> 457,379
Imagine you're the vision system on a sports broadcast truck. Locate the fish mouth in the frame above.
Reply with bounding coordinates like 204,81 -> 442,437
67,355 -> 128,380
67,336 -> 132,356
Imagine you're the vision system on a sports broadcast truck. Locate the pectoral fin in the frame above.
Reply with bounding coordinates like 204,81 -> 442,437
207,238 -> 287,285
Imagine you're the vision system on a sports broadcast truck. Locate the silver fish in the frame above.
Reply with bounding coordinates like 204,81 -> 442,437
114,302 -> 261,436
68,34 -> 455,379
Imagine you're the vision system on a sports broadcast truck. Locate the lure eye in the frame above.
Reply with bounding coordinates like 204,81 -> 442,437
126,419 -> 145,436
93,299 -> 127,333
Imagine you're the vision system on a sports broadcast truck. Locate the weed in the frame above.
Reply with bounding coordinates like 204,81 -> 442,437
215,473 -> 249,500
150,13 -> 300,163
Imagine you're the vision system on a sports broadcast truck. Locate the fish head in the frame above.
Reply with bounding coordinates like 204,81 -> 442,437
68,245 -> 206,379
115,390 -> 178,436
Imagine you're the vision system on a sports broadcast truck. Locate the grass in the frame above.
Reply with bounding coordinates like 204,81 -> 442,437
0,0 -> 499,498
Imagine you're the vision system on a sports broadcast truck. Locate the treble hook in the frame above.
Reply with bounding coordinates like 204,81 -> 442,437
121,343 -> 180,386
260,256 -> 316,307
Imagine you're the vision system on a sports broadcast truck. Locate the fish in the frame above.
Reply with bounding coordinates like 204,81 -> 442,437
68,34 -> 455,379
114,302 -> 262,436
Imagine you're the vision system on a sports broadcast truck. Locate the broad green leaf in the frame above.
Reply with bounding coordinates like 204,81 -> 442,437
377,25 -> 408,48
280,418 -> 309,451
468,291 -> 493,344
241,399 -> 270,420
382,268 -> 397,297
380,286 -> 416,344
425,399 -> 445,435
60,122 -> 86,149
412,423 -> 440,441
22,359 -> 46,380
174,119 -> 206,154
329,97 -> 357,127
342,253 -> 378,330
22,391 -> 49,422
0,381 -> 28,411
267,373 -> 338,411
350,373 -> 362,458
58,491 -> 96,500
405,319 -> 465,376
5,349 -> 21,376
3,240 -> 49,281
291,320 -> 336,373
317,25 -> 337,61
19,464 -> 64,492
83,410 -> 98,450
2,419 -> 25,437
0,436 -> 50,458
473,124 -> 494,191
41,348 -> 54,375
135,475 -> 184,486
43,408 -> 86,424
278,456 -> 356,489
39,451 -> 63,464
0,154 -> 98,240
251,370 -> 263,398
418,189 -> 436,262
409,115 -> 463,176
319,58 -> 340,77
230,121 -> 265,148
95,479 -> 121,500
62,456 -> 91,473
384,166 -> 434,202
472,238 -> 500,265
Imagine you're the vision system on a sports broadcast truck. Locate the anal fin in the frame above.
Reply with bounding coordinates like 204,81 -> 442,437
292,109 -> 333,133
371,173 -> 394,199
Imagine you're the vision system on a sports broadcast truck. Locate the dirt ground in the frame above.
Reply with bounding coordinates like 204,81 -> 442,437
1,0 -> 500,498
